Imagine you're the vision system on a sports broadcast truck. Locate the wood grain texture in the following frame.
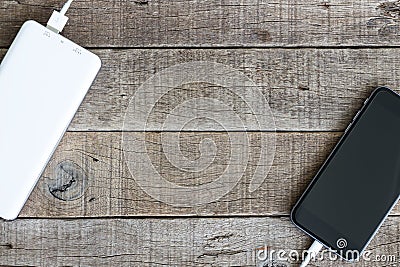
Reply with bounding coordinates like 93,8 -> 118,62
19,131 -> 400,217
0,217 -> 399,266
3,0 -> 400,265
1,0 -> 400,47
65,48 -> 400,132
1,48 -> 399,131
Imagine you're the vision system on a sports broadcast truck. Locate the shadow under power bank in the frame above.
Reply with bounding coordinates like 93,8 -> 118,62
0,20 -> 101,220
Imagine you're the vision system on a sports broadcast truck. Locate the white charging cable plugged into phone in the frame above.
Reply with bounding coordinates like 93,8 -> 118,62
300,240 -> 323,267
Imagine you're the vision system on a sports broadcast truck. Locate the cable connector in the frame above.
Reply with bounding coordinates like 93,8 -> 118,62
47,11 -> 69,33
300,240 -> 323,267
47,0 -> 74,33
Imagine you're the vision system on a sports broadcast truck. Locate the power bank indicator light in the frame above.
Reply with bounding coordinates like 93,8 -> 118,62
72,47 -> 82,55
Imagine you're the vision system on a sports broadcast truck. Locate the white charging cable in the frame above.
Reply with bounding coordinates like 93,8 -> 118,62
300,240 -> 323,267
47,0 -> 74,33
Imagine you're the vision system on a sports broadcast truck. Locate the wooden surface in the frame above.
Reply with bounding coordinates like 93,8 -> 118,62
0,217 -> 399,266
1,0 -> 400,266
2,0 -> 400,47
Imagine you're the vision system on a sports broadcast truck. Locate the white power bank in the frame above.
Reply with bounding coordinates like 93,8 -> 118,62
0,20 -> 101,220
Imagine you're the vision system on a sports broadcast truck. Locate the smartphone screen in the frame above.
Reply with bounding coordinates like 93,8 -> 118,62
291,87 -> 400,260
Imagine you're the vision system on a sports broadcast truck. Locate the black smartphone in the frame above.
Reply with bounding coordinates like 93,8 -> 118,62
291,87 -> 400,261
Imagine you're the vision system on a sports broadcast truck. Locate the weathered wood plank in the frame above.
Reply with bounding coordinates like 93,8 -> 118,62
1,0 -> 400,47
20,131 -> 400,217
0,217 -> 399,266
68,48 -> 400,131
1,48 -> 399,131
